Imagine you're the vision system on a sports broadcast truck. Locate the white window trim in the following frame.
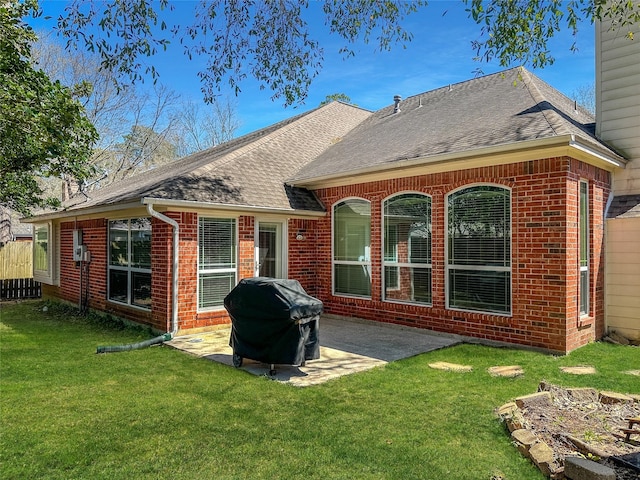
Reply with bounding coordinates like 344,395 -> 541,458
381,191 -> 432,305
383,223 -> 400,291
579,180 -> 590,317
332,197 -> 371,299
445,183 -> 512,316
197,216 -> 238,312
33,221 -> 57,285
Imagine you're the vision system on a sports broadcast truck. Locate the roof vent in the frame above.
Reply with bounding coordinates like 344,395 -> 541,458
393,95 -> 402,113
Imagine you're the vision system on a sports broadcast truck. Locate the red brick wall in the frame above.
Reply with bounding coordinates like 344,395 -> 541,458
287,218 -> 320,297
57,219 -> 109,313
44,157 -> 609,352
47,212 -> 249,333
50,218 -> 156,328
307,157 -> 610,353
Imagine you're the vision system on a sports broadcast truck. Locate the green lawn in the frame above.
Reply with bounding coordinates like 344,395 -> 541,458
1,301 -> 638,480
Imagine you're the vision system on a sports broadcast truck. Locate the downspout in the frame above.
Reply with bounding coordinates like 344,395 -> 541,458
146,202 -> 180,338
96,202 -> 179,353
602,189 -> 615,337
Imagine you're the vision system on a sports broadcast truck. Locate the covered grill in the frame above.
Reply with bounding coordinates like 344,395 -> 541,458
224,277 -> 322,375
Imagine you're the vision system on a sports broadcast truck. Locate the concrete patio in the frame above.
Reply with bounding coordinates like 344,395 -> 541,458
166,316 -> 460,386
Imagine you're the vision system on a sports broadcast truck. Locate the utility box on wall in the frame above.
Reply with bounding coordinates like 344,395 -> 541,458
72,230 -> 85,262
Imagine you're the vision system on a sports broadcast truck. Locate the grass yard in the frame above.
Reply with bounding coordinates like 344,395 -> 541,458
1,301 -> 639,480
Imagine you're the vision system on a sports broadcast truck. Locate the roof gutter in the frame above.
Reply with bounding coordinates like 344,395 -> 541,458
290,134 -> 627,188
23,195 -> 327,224
146,202 -> 179,338
22,201 -> 143,223
141,197 -> 327,218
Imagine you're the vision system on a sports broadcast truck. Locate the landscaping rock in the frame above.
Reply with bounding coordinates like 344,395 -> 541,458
488,365 -> 524,377
566,387 -> 599,403
599,391 -> 634,404
560,366 -> 596,375
529,441 -> 555,476
506,413 -> 525,432
515,391 -> 552,410
495,402 -> 518,418
564,456 -> 615,480
427,361 -> 472,372
512,428 -> 538,448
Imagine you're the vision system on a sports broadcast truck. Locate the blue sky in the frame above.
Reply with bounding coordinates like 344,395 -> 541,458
34,1 -> 596,136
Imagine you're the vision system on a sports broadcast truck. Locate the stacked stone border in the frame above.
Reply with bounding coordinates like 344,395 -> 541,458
496,383 -> 640,479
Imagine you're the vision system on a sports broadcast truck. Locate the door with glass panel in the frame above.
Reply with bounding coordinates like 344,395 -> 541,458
255,221 -> 285,278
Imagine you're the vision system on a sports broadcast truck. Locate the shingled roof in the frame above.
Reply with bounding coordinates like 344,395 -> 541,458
289,67 -> 623,184
58,101 -> 371,215
31,66 -> 626,222
607,194 -> 640,219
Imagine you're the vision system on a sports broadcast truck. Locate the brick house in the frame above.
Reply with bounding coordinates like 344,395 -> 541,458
26,58 -> 638,353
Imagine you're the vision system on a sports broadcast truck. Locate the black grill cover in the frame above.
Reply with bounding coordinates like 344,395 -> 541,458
224,278 -> 322,366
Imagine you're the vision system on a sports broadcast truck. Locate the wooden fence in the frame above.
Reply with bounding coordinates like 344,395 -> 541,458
0,241 -> 33,279
0,242 -> 41,300
1,278 -> 41,300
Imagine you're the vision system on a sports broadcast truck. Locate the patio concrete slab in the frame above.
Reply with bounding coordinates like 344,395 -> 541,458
166,316 -> 460,386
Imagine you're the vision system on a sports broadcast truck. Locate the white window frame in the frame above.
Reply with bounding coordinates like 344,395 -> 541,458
107,218 -> 152,310
332,198 -> 371,298
382,192 -> 432,305
197,216 -> 238,312
384,223 -> 400,290
445,184 -> 512,316
579,180 -> 589,316
33,221 -> 57,285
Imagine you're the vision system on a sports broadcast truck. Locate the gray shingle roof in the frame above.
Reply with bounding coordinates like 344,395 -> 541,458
61,101 -> 371,214
40,66 -> 625,221
607,195 -> 640,219
290,67 -> 621,184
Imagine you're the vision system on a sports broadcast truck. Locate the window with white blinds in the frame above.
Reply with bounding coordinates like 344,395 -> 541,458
198,217 -> 237,309
108,218 -> 152,309
34,224 -> 49,273
579,181 -> 589,316
447,185 -> 511,314
333,199 -> 371,297
383,193 -> 432,304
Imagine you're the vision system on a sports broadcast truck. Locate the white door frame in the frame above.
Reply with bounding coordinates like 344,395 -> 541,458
254,219 -> 288,278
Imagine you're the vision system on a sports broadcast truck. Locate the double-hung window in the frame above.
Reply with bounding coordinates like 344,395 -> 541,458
108,218 -> 152,309
333,199 -> 371,297
383,193 -> 432,304
198,217 -> 237,310
447,185 -> 511,314
33,222 -> 55,284
579,181 -> 589,316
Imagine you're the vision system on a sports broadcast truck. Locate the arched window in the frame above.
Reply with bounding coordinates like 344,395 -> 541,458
383,193 -> 431,304
447,185 -> 511,314
333,199 -> 371,297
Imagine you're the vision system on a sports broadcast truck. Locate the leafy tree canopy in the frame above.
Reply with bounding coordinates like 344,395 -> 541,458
320,93 -> 353,106
0,1 -> 97,216
44,0 -> 639,107
3,0 -> 639,217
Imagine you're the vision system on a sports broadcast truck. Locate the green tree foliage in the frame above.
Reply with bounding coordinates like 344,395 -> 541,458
320,93 -> 353,106
50,0 -> 639,109
466,0 -> 640,68
0,1 -> 97,216
55,0 -> 426,107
